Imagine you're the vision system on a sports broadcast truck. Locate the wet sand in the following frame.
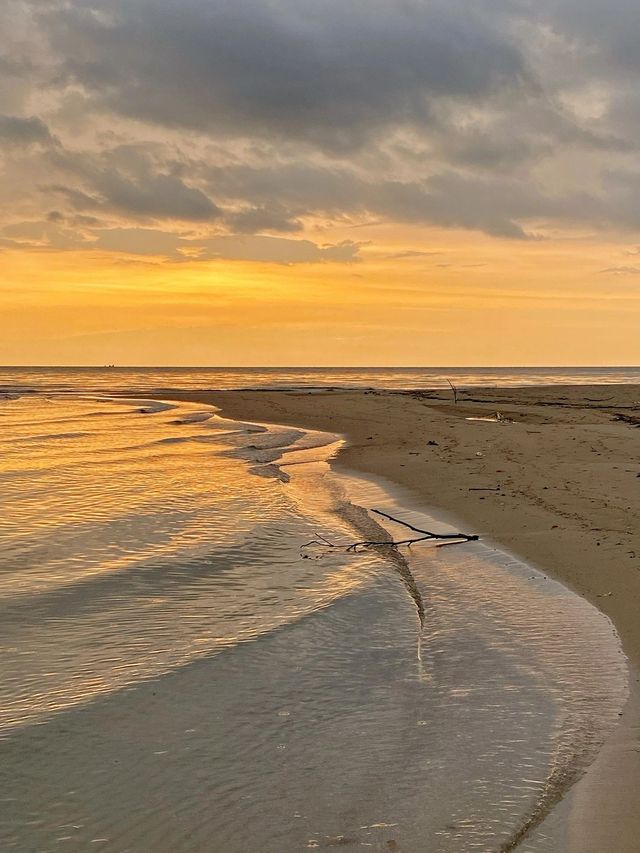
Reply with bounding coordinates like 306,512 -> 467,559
172,384 -> 640,852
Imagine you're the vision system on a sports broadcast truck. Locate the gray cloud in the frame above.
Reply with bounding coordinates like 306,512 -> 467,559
1,220 -> 362,264
46,185 -> 103,212
47,144 -> 221,222
43,0 -> 527,153
93,166 -> 219,222
2,0 -> 640,254
226,205 -> 302,235
0,115 -> 54,146
196,235 -> 361,264
91,227 -> 185,256
2,218 -> 92,251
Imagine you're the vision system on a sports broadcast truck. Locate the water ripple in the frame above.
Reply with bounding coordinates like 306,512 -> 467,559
0,393 -> 628,853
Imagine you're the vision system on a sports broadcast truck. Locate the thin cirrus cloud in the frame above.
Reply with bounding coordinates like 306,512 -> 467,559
2,0 -> 640,263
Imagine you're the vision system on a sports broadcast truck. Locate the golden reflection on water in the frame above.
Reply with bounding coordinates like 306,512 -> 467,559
0,395 -> 376,730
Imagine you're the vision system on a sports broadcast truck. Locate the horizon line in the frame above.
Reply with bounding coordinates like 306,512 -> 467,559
2,365 -> 640,371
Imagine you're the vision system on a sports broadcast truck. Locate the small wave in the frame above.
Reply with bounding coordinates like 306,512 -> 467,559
7,431 -> 89,443
498,714 -> 604,852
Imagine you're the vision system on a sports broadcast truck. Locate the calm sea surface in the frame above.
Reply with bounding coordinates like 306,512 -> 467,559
1,365 -> 640,393
0,382 -> 629,851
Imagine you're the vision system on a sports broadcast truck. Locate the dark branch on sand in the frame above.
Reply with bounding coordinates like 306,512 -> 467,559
302,509 -> 478,555
371,509 -> 478,541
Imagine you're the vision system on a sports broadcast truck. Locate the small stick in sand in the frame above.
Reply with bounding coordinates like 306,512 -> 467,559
446,379 -> 459,404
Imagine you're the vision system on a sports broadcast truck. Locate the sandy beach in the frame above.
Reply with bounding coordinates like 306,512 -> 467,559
169,384 -> 640,852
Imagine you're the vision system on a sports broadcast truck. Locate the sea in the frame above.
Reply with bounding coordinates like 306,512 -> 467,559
0,368 -> 632,852
1,365 -> 640,394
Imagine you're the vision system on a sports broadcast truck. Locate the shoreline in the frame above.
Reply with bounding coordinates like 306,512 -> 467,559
167,384 -> 640,852
331,465 -> 636,853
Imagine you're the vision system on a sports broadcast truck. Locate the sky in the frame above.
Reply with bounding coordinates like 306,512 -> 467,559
1,0 -> 640,366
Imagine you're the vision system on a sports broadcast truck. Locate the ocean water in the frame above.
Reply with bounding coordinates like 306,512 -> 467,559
1,364 -> 640,394
0,390 -> 629,852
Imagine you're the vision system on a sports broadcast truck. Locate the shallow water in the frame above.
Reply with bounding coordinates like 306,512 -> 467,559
0,394 -> 628,852
0,395 -> 372,731
333,475 -> 629,852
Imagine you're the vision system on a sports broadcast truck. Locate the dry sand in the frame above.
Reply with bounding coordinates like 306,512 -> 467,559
171,384 -> 640,852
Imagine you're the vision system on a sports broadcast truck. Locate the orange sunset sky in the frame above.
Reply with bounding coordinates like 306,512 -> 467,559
2,0 -> 640,366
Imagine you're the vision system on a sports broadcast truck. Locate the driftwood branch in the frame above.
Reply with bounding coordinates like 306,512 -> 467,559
371,509 -> 478,541
446,378 -> 459,404
302,509 -> 478,556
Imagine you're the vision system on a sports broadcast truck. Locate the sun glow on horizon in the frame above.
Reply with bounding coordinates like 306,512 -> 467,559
3,221 -> 640,367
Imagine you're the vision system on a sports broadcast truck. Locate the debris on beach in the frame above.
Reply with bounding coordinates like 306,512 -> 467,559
301,509 -> 478,556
